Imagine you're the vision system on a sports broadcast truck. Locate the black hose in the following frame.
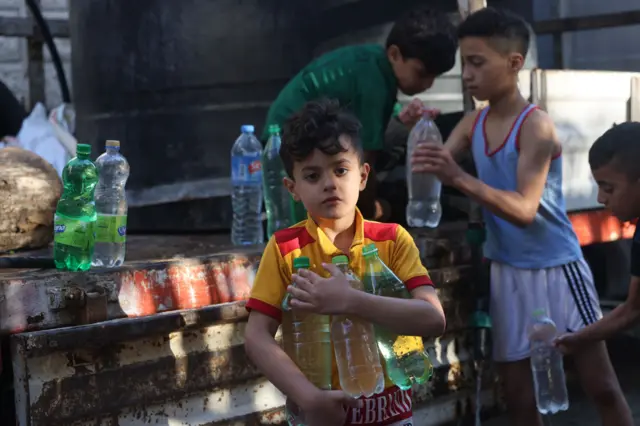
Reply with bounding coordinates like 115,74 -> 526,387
25,0 -> 71,104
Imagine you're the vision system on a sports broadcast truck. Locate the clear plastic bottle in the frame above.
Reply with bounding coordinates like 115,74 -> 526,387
331,255 -> 385,398
281,256 -> 332,425
262,124 -> 293,238
406,112 -> 443,228
92,140 -> 130,267
529,309 -> 569,414
53,143 -> 98,271
362,244 -> 433,390
231,124 -> 264,246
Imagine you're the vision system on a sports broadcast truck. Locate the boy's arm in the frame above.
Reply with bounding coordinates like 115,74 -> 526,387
568,277 -> 640,343
347,225 -> 444,336
347,286 -> 445,337
558,232 -> 640,348
353,70 -> 392,153
451,110 -> 557,227
291,225 -> 443,337
244,311 -> 319,407
244,236 -> 318,405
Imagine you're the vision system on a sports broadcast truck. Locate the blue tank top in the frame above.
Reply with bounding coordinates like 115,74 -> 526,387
470,104 -> 582,269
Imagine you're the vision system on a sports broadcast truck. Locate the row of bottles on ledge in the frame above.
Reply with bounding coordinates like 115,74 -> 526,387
280,246 -> 433,425
232,114 -> 445,248
53,140 -> 130,271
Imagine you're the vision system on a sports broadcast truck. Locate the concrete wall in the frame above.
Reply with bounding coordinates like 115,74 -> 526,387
0,0 -> 71,110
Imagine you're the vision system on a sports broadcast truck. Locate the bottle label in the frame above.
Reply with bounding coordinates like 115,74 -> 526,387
95,214 -> 127,243
392,334 -> 424,358
231,154 -> 262,185
345,385 -> 413,425
54,215 -> 95,249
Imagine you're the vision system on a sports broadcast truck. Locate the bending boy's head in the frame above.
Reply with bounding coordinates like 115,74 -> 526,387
589,122 -> 640,221
385,7 -> 457,96
458,7 -> 530,102
281,98 -> 369,220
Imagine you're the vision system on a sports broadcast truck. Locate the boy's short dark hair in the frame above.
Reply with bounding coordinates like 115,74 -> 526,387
589,122 -> 640,179
457,7 -> 530,57
386,7 -> 457,76
281,98 -> 363,178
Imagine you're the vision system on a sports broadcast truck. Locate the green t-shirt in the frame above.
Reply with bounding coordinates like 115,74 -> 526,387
263,44 -> 398,151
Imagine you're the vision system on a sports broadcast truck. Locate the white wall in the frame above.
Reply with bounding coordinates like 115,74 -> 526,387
0,0 -> 71,110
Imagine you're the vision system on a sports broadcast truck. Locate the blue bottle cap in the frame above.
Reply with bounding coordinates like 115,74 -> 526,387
241,124 -> 255,133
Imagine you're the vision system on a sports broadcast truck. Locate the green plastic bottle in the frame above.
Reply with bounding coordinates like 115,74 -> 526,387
53,143 -> 99,271
362,243 -> 433,390
262,124 -> 294,238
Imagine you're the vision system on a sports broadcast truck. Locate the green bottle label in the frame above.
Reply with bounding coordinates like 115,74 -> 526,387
95,214 -> 127,243
54,215 -> 95,249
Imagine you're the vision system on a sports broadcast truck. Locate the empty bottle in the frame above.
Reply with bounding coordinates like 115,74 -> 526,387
262,124 -> 294,238
406,112 -> 443,228
331,255 -> 385,398
362,244 -> 433,390
529,309 -> 569,415
53,143 -> 99,271
231,125 -> 264,246
92,140 -> 130,267
281,256 -> 332,425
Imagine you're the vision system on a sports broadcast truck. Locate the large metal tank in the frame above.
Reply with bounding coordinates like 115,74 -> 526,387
68,0 -> 317,232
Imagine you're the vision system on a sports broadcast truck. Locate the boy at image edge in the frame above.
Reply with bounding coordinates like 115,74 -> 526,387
555,123 -> 640,353
245,99 -> 445,426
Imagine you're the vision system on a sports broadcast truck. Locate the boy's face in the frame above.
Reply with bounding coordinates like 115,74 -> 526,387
460,37 -> 523,102
387,45 -> 435,96
283,136 -> 369,221
592,161 -> 640,222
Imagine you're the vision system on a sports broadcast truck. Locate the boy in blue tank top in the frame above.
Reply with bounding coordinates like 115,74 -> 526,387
556,123 -> 640,352
410,8 -> 632,426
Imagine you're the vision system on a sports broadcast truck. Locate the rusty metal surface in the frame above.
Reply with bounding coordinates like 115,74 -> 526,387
11,307 -> 497,426
0,248 -> 260,335
11,308 -> 286,425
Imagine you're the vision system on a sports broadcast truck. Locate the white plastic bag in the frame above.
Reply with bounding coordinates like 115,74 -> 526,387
4,102 -> 77,178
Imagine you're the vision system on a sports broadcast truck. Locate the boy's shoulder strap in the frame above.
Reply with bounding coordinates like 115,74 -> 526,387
468,106 -> 490,142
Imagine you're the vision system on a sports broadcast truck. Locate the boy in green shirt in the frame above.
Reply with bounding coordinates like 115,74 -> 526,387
263,7 -> 457,220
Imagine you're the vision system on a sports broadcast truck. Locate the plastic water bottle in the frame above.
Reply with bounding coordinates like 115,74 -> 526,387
406,112 -> 443,228
281,257 -> 332,425
362,244 -> 433,389
529,309 -> 569,415
231,125 -> 264,246
53,143 -> 98,271
331,255 -> 385,398
92,140 -> 130,267
262,124 -> 294,238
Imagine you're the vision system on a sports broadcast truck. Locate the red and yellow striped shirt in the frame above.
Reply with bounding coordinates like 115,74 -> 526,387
246,209 -> 433,425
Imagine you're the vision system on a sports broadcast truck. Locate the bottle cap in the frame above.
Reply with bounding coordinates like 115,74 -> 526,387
293,256 -> 310,269
268,124 -> 281,135
362,244 -> 378,257
241,124 -> 255,134
76,144 -> 91,156
105,140 -> 120,148
332,255 -> 348,265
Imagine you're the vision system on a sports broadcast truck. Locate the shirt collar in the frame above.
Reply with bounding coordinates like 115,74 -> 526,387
304,208 -> 365,257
